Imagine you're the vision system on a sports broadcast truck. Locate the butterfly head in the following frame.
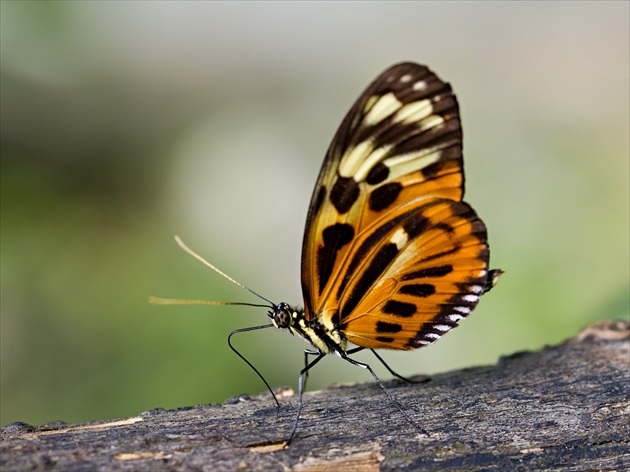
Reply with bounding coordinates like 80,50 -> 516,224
269,302 -> 295,329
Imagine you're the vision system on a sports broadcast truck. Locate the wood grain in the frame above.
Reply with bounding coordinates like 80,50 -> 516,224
1,320 -> 628,471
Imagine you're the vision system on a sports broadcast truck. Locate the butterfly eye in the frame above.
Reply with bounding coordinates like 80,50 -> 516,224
270,302 -> 292,329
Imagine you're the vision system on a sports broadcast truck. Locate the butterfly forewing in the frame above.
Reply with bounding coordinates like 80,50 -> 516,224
301,62 -> 492,350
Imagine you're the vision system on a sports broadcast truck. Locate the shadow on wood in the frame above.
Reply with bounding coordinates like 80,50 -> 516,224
1,320 -> 628,471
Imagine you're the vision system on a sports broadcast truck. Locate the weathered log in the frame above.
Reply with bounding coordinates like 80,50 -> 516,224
1,320 -> 628,471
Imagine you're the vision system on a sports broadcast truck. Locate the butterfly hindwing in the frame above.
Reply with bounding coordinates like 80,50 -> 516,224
338,199 -> 489,349
301,62 -> 493,351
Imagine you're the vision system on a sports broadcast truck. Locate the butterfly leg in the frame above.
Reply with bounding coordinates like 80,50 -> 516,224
286,350 -> 325,446
369,349 -> 430,384
302,349 -> 320,392
339,351 -> 427,436
345,347 -> 428,384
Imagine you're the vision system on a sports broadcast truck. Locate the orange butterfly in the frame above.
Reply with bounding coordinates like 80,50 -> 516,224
156,62 -> 501,445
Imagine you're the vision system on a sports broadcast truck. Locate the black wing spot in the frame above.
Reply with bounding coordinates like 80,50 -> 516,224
403,214 -> 430,239
402,265 -> 453,280
369,182 -> 402,212
421,160 -> 447,180
434,222 -> 454,235
399,283 -> 435,297
376,321 -> 403,333
382,300 -> 417,317
375,336 -> 395,344
366,162 -> 389,185
330,177 -> 360,214
317,223 -> 355,294
322,223 -> 354,247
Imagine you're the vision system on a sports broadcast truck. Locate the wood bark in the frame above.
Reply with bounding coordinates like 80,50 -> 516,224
1,320 -> 629,471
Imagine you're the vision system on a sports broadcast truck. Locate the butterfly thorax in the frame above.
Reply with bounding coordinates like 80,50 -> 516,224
269,302 -> 347,355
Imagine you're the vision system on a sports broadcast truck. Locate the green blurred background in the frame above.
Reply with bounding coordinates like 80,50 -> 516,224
1,2 -> 628,427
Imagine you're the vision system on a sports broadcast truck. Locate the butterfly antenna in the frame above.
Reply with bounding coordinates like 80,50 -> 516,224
173,235 -> 275,307
148,297 -> 270,309
151,237 -> 280,407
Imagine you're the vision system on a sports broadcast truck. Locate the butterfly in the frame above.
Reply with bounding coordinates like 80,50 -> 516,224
155,62 -> 501,445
